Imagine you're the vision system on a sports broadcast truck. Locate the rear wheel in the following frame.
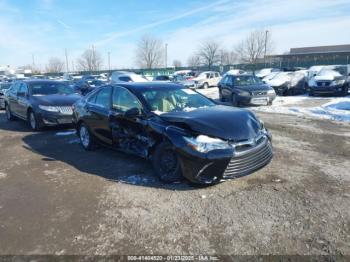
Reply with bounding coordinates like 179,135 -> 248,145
152,141 -> 182,183
342,85 -> 349,96
79,123 -> 96,151
5,104 -> 15,121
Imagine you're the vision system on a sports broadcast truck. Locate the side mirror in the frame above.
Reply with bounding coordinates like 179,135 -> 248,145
124,107 -> 141,119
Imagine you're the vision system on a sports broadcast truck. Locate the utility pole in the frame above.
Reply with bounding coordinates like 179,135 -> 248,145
165,43 -> 168,68
65,49 -> 69,73
108,52 -> 111,72
264,30 -> 269,67
32,53 -> 35,69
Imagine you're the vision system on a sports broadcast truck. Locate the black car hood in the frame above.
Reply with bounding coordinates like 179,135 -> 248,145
160,105 -> 261,141
32,94 -> 81,106
236,84 -> 271,91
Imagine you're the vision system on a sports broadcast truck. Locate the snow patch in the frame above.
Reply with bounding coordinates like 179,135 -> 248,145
68,138 -> 80,144
0,172 -> 7,179
255,96 -> 350,122
118,174 -> 156,185
56,130 -> 76,136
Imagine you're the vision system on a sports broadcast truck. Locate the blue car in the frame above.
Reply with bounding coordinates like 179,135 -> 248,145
218,74 -> 276,106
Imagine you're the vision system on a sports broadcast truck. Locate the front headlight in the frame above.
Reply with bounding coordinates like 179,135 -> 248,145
39,105 -> 59,112
267,89 -> 275,95
183,135 -> 232,153
330,80 -> 345,86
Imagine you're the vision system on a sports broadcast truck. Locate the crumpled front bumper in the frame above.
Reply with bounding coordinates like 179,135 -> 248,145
176,134 -> 273,184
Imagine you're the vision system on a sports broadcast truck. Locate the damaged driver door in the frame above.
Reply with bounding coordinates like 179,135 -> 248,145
110,86 -> 149,157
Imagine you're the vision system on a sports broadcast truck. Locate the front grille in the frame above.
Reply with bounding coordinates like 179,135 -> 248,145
223,136 -> 273,179
57,106 -> 73,115
316,81 -> 331,87
252,91 -> 267,96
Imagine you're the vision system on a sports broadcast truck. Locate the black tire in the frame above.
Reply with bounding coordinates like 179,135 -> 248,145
231,93 -> 238,106
152,141 -> 182,183
202,82 -> 209,89
5,104 -> 15,121
309,90 -> 314,96
219,90 -> 224,102
28,110 -> 42,131
342,86 -> 349,96
78,123 -> 97,151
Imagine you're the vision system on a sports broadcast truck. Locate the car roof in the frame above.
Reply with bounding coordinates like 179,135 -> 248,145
112,82 -> 184,92
20,79 -> 67,85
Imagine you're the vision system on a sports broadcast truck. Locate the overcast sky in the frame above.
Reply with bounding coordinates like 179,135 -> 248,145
1,0 -> 350,69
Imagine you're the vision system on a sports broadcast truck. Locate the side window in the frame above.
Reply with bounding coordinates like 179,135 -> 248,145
87,91 -> 98,104
112,87 -> 141,112
95,87 -> 112,108
119,76 -> 132,82
215,73 -> 220,77
227,76 -> 234,86
19,83 -> 28,94
221,76 -> 228,85
11,83 -> 20,94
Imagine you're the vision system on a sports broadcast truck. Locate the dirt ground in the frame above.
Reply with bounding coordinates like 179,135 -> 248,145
0,95 -> 349,255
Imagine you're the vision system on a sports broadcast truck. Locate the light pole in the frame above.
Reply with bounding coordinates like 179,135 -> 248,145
108,52 -> 111,72
165,43 -> 168,68
32,53 -> 35,68
264,30 -> 269,67
65,49 -> 69,73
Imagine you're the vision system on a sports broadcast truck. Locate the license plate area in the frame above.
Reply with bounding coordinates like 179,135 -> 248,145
251,97 -> 268,105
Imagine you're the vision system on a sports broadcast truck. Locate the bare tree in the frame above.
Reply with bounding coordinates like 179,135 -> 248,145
187,55 -> 201,67
135,35 -> 163,69
219,49 -> 238,66
45,57 -> 64,73
235,29 -> 273,68
197,40 -> 221,69
172,59 -> 182,68
77,47 -> 103,72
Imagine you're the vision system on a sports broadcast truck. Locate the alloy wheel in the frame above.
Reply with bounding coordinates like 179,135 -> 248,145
80,125 -> 90,148
29,112 -> 37,130
6,105 -> 11,120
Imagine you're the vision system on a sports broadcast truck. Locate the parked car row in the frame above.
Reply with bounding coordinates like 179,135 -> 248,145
2,79 -> 273,185
259,65 -> 349,97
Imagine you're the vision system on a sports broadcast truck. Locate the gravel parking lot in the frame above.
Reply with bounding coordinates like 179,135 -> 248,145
0,93 -> 349,255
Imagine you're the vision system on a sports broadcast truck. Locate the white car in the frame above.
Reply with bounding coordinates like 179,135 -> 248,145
256,68 -> 280,79
193,71 -> 221,89
111,71 -> 149,83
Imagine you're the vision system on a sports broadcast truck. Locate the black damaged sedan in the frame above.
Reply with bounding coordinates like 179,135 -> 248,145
73,82 -> 273,184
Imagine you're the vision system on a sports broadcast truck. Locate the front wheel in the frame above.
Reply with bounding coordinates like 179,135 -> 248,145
5,104 -> 15,121
202,82 -> 209,89
152,141 -> 182,183
28,111 -> 42,131
341,86 -> 349,96
231,94 -> 238,106
78,123 -> 96,151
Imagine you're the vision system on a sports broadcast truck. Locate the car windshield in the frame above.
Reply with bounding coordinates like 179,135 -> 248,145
0,84 -> 11,90
141,88 -> 215,114
317,69 -> 342,77
30,82 -> 75,96
198,72 -> 210,79
234,75 -> 263,86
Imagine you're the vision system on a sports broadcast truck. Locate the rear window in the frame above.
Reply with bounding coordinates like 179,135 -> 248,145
30,82 -> 75,96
